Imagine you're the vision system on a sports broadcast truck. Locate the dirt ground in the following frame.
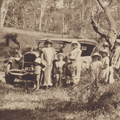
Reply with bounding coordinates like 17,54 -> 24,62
1,72 -> 120,120
1,27 -> 120,120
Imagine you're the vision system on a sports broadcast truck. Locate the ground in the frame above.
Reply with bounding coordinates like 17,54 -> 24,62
1,27 -> 120,120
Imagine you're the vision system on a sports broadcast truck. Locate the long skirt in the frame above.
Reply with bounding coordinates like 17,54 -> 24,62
43,65 -> 53,86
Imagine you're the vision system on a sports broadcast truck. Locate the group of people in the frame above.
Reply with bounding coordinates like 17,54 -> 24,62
90,50 -> 109,88
34,39 -> 82,89
33,38 -> 120,90
9,38 -> 120,90
90,39 -> 120,89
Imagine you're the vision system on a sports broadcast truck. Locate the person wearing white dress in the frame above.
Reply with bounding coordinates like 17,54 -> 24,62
67,40 -> 82,84
41,39 -> 56,88
101,49 -> 109,83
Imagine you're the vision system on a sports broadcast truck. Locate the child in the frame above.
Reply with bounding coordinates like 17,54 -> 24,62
54,53 -> 66,87
67,40 -> 82,85
34,57 -> 42,90
41,39 -> 56,88
101,49 -> 109,83
90,53 -> 102,88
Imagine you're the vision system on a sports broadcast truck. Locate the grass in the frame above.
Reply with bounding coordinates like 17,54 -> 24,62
1,27 -> 120,120
1,75 -> 120,120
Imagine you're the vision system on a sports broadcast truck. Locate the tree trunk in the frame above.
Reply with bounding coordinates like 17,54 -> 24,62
39,13 -> 42,31
0,0 -> 12,27
1,8 -> 7,27
91,0 -> 117,50
91,0 -> 118,83
38,0 -> 47,31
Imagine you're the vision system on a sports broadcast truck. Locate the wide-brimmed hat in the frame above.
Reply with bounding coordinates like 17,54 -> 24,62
45,39 -> 53,44
115,39 -> 120,44
71,40 -> 81,48
15,57 -> 21,61
100,49 -> 108,55
57,53 -> 65,58
102,42 -> 109,47
69,56 -> 76,61
91,52 -> 102,59
35,57 -> 41,64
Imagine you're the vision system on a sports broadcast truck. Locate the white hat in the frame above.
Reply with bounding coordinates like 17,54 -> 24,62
101,49 -> 108,55
35,57 -> 41,64
103,42 -> 109,46
57,53 -> 65,58
71,40 -> 81,48
92,52 -> 102,58
69,56 -> 76,60
115,39 -> 120,44
15,57 -> 21,61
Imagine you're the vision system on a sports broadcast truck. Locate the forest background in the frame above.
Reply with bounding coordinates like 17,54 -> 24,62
0,0 -> 120,40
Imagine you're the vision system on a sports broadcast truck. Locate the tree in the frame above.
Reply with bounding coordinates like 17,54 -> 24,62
0,0 -> 12,27
91,0 -> 119,82
91,0 -> 118,50
38,0 -> 47,31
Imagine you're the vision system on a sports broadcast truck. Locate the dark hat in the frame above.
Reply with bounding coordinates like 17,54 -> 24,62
45,39 -> 53,44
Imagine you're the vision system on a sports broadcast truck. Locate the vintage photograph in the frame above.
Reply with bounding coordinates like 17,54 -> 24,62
0,0 -> 120,120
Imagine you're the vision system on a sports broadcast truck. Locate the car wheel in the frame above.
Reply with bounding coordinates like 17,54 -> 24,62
5,64 -> 15,84
5,74 -> 15,84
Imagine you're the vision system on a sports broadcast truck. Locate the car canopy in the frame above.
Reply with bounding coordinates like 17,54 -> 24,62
35,38 -> 97,46
35,38 -> 98,56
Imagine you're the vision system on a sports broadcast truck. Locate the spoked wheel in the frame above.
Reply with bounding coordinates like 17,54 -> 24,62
5,74 -> 15,84
5,63 -> 15,84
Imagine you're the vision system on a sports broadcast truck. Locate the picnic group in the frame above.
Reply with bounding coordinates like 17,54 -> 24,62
13,39 -> 120,90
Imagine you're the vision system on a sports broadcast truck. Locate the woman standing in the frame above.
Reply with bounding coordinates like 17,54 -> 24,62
41,39 -> 56,88
67,40 -> 82,84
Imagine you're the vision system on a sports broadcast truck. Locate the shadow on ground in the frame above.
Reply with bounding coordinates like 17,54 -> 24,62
0,109 -> 64,120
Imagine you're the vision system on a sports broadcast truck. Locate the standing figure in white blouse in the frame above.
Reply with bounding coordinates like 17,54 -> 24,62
68,40 -> 82,84
101,49 -> 109,83
41,39 -> 56,88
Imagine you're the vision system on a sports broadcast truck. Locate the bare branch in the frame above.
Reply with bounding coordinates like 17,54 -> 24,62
91,18 -> 108,38
91,0 -> 117,49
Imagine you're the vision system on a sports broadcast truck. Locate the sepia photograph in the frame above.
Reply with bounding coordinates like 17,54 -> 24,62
0,0 -> 120,120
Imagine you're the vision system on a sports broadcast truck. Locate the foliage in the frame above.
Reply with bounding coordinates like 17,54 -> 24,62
1,0 -> 119,38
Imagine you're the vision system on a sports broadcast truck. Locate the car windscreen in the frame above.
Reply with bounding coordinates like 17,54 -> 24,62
81,44 -> 95,56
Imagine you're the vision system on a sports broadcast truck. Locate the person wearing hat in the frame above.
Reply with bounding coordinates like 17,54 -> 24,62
90,53 -> 102,88
109,39 -> 120,83
34,57 -> 42,90
101,49 -> 109,83
111,39 -> 120,69
67,40 -> 82,85
54,53 -> 66,87
102,42 -> 110,56
41,39 -> 56,88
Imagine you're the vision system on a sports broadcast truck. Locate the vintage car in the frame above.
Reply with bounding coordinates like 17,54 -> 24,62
4,52 -> 39,84
4,38 -> 97,84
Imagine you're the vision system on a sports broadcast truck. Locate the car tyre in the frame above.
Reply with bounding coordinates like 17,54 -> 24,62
5,63 -> 15,84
